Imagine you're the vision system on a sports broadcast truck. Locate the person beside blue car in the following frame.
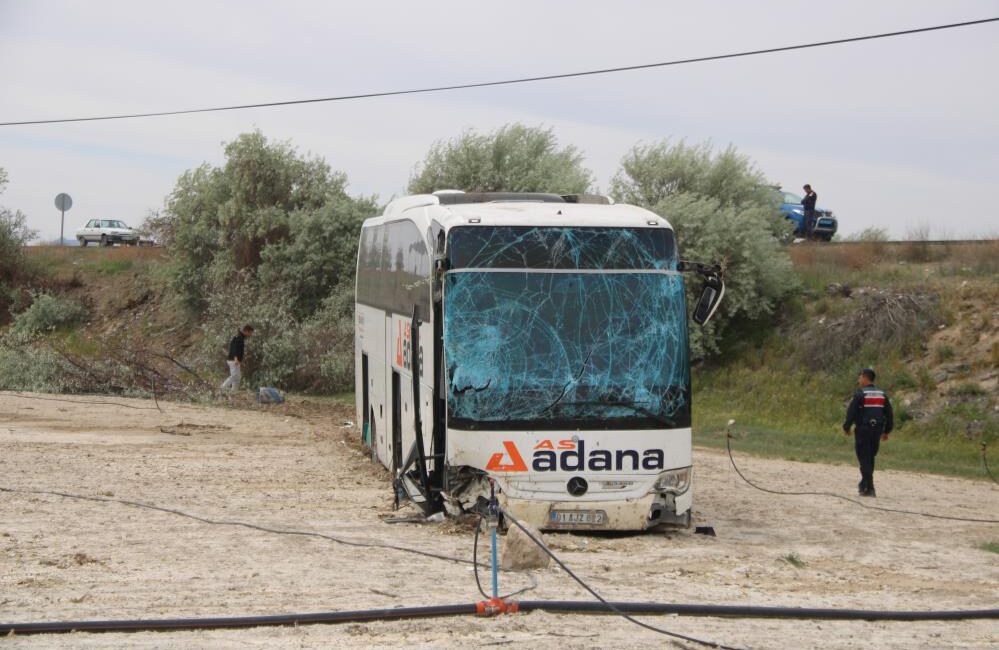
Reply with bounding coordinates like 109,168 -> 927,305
773,185 -> 838,241
801,184 -> 818,238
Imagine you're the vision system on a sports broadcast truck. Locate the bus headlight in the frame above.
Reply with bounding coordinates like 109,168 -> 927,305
654,467 -> 691,494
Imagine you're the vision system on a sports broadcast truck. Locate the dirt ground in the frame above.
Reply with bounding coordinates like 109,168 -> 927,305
1,392 -> 996,649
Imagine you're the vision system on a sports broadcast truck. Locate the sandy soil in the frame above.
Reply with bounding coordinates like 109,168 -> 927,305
1,391 -> 997,649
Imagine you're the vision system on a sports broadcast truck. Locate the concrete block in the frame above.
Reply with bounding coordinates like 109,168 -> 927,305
500,521 -> 551,571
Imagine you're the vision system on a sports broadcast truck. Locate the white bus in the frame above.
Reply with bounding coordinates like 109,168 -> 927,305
354,191 -> 723,531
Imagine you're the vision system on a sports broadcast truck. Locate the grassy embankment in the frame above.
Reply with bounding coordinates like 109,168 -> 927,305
693,241 -> 999,480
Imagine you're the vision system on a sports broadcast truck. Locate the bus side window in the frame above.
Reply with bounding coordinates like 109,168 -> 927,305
358,221 -> 431,319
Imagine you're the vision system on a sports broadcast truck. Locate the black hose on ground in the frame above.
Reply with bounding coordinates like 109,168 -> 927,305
4,601 -> 997,637
517,601 -> 999,621
0,604 -> 478,635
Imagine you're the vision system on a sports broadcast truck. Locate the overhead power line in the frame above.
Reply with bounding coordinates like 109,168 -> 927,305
1,17 -> 997,127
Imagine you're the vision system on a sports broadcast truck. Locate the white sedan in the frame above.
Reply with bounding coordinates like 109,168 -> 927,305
76,219 -> 141,247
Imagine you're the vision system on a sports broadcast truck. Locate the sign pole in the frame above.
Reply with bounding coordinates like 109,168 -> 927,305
53,193 -> 73,246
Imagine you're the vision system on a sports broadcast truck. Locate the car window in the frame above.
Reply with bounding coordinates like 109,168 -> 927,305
110,220 -> 127,228
783,192 -> 803,204
100,220 -> 113,228
86,219 -> 96,228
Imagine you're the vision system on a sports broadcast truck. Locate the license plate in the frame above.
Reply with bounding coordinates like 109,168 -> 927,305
549,509 -> 607,526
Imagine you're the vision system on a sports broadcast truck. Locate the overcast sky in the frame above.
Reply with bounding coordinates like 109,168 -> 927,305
1,0 -> 997,241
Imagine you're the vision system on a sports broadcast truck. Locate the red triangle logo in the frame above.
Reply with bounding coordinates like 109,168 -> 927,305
485,441 -> 528,472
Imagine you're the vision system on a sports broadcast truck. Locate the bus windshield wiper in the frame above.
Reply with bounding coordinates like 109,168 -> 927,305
551,398 -> 676,428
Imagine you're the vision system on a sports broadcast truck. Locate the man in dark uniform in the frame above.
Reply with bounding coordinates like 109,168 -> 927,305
801,184 -> 817,239
843,368 -> 893,497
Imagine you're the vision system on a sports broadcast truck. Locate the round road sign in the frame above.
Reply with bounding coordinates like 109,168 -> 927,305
55,193 -> 73,211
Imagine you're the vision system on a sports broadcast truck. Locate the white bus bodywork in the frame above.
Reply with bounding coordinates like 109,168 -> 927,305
354,192 -> 711,531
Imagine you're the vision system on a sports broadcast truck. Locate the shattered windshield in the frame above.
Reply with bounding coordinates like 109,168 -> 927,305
444,226 -> 689,431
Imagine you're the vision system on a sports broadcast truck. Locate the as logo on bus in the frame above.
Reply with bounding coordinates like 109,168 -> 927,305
394,321 -> 423,372
485,439 -> 664,473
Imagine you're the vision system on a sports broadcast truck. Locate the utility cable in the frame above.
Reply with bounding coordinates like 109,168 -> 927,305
981,442 -> 999,485
1,17 -> 996,127
0,485 -> 477,567
725,435 -> 999,524
0,390 -> 162,411
501,509 -> 743,650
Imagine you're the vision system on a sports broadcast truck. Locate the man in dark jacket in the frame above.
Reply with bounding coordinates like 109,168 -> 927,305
220,325 -> 254,393
801,184 -> 817,238
843,368 -> 894,497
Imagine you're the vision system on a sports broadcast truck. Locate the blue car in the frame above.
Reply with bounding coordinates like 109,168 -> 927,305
774,188 -> 838,241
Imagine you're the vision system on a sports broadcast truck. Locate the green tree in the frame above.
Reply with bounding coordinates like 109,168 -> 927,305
611,140 -> 797,359
409,123 -> 593,194
160,130 -> 371,311
612,140 -> 776,210
257,195 -> 376,317
0,168 -> 36,323
158,131 -> 378,392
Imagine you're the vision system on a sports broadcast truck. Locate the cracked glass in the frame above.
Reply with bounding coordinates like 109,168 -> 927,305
444,226 -> 689,431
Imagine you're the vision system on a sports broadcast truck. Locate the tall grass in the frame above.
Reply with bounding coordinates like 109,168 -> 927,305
693,357 -> 995,480
25,246 -> 163,280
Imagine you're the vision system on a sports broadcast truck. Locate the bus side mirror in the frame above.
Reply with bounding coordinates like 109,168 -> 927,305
692,276 -> 724,325
678,260 -> 725,326
433,258 -> 446,302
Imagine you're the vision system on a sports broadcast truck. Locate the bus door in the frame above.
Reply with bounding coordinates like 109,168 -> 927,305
361,354 -> 370,445
391,370 -> 402,472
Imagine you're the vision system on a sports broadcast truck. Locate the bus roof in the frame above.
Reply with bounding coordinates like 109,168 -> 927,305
364,194 -> 673,232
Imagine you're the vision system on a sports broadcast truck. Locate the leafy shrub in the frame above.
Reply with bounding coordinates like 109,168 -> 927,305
0,345 -> 70,392
10,293 -> 87,339
408,124 -> 593,194
0,167 -> 37,323
157,130 -> 373,312
613,140 -> 778,212
257,197 -> 375,319
610,140 -> 798,359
